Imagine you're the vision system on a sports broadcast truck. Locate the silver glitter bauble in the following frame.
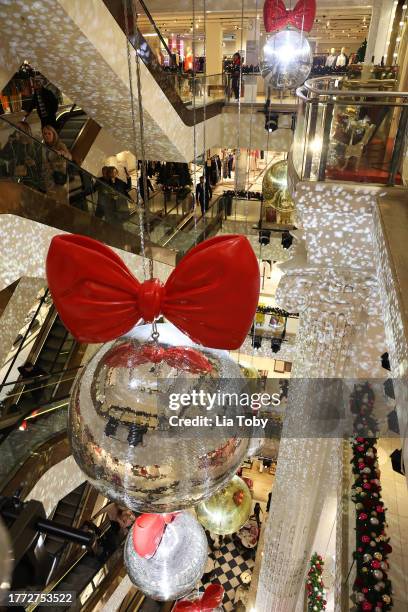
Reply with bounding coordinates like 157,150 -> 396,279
69,324 -> 249,512
124,512 -> 207,601
261,29 -> 312,91
0,518 -> 12,601
373,570 -> 383,580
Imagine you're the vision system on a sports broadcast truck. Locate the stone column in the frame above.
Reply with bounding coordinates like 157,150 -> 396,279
205,22 -> 223,75
244,18 -> 261,103
234,148 -> 248,190
255,267 -> 372,612
365,0 -> 396,65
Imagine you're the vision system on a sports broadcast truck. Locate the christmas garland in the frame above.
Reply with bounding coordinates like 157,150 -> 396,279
256,305 -> 299,318
306,552 -> 327,611
350,383 -> 393,611
223,190 -> 264,201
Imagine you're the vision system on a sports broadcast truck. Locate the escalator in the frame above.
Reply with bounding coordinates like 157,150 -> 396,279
0,0 -> 226,161
0,113 -> 214,274
55,108 -> 101,166
43,483 -> 88,558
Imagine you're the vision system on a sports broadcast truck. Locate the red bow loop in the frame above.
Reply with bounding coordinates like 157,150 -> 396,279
132,513 -> 177,558
46,234 -> 260,350
263,0 -> 316,33
174,585 -> 224,612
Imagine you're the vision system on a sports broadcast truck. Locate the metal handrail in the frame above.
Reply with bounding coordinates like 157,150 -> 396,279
301,76 -> 408,101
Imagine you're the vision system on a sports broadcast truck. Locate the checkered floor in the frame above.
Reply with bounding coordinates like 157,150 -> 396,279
199,536 -> 257,611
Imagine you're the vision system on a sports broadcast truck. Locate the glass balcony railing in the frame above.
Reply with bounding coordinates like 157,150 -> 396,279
0,114 -> 180,254
293,76 -> 408,186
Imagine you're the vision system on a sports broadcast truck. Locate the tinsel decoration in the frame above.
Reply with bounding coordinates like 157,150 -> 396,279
306,552 -> 327,611
350,383 -> 393,611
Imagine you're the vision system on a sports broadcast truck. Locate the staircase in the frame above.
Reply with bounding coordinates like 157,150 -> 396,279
44,483 -> 88,557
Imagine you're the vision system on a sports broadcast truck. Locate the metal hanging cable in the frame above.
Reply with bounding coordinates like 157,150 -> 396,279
192,0 -> 199,244
123,0 -> 148,280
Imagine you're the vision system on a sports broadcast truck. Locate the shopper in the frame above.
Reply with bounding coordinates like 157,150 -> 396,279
24,76 -> 59,128
0,121 -> 40,188
253,502 -> 263,528
41,125 -> 72,204
95,165 -> 110,218
195,175 -> 212,216
108,166 -> 131,196
17,361 -> 47,403
231,52 -> 242,101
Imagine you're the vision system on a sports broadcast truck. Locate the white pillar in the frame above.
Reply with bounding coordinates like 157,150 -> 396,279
255,267 -> 372,612
205,22 -> 223,75
244,18 -> 261,103
366,0 -> 396,64
234,148 -> 248,190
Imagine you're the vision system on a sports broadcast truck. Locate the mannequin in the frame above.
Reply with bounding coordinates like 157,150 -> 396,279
325,48 -> 337,68
335,47 -> 348,68
184,46 -> 193,72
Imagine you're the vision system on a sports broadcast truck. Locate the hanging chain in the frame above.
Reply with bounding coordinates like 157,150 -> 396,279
192,0 -> 199,244
202,0 -> 207,230
130,0 -> 154,280
123,0 -> 148,280
234,0 -> 245,221
151,320 -> 160,342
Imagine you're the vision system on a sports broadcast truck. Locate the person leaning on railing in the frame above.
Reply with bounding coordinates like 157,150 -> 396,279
0,121 -> 41,189
41,125 -> 72,204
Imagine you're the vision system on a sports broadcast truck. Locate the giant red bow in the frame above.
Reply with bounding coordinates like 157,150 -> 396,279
174,584 -> 224,612
132,513 -> 177,558
263,0 -> 316,33
46,234 -> 259,349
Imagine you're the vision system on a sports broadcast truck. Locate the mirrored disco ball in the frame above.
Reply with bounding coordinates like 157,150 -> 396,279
69,323 -> 250,513
124,512 -> 208,601
196,475 -> 252,535
0,518 -> 12,600
261,29 -> 312,90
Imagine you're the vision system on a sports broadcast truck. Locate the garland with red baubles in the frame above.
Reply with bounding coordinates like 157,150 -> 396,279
306,552 -> 327,611
350,383 -> 393,611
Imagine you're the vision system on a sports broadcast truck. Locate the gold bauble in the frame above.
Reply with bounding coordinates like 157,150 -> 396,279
262,160 -> 295,213
195,475 -> 252,535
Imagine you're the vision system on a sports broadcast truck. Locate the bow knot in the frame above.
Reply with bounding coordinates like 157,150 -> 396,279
139,278 -> 164,322
263,0 -> 316,33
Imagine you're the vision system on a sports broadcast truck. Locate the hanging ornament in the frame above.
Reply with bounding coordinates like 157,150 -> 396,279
174,584 -> 224,612
195,475 -> 252,535
69,322 -> 250,512
261,0 -> 315,91
262,160 -> 295,216
47,235 -> 259,512
0,518 -> 12,601
124,512 -> 208,601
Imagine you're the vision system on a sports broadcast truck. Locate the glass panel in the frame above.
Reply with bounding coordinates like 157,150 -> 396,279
0,114 -> 177,244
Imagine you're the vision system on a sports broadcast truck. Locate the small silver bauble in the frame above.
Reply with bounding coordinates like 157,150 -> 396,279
370,517 -> 380,525
124,512 -> 208,601
373,569 -> 384,580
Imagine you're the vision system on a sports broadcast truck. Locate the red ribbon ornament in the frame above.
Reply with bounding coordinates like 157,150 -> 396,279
105,342 -> 213,373
263,0 -> 316,33
174,584 -> 225,612
46,234 -> 260,350
132,513 -> 177,558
